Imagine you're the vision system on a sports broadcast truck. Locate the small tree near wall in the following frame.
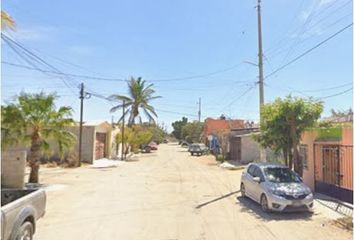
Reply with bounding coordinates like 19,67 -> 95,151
255,96 -> 323,176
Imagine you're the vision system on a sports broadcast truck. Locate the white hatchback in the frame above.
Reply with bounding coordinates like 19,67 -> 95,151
240,163 -> 313,212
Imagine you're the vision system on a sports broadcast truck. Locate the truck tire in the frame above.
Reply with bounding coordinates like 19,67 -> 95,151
15,221 -> 33,240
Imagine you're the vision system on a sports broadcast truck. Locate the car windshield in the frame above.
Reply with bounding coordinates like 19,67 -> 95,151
263,167 -> 301,183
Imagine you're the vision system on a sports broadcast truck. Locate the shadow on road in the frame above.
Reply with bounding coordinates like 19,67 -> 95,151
236,196 -> 315,221
196,190 -> 240,209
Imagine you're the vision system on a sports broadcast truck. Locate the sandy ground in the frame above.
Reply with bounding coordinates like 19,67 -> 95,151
35,143 -> 352,240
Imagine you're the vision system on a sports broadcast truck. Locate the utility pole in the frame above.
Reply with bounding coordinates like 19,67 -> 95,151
257,0 -> 264,112
121,100 -> 125,161
257,0 -> 266,162
198,97 -> 201,122
78,83 -> 84,167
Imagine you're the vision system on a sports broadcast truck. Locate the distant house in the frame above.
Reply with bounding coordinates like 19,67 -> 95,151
301,124 -> 353,203
203,118 -> 244,143
64,120 -> 120,164
229,127 -> 262,163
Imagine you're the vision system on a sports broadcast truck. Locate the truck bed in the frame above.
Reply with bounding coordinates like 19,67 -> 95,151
1,189 -> 38,206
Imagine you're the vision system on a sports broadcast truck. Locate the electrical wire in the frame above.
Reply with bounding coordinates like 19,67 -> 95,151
317,87 -> 353,100
265,23 -> 353,80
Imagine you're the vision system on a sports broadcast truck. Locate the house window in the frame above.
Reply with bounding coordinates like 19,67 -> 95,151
299,145 -> 308,169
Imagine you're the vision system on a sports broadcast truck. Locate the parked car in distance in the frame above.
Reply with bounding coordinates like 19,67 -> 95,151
189,143 -> 209,156
1,187 -> 46,240
163,139 -> 169,143
180,141 -> 190,147
140,144 -> 152,153
240,163 -> 313,212
148,141 -> 158,150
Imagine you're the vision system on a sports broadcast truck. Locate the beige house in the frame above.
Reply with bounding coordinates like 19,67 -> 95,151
64,120 -> 120,164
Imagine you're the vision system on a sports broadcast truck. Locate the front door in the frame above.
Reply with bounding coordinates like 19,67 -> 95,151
95,132 -> 106,160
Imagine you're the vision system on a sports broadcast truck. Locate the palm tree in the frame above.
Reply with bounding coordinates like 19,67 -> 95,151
1,92 -> 77,183
1,10 -> 15,31
109,77 -> 161,126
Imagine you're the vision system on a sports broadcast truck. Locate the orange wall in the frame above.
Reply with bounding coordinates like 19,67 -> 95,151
301,126 -> 353,191
341,127 -> 353,145
301,130 -> 318,191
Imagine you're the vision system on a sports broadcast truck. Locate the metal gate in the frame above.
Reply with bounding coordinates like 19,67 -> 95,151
314,144 -> 353,203
230,137 -> 241,161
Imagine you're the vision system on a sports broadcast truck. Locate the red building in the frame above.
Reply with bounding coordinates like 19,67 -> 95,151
203,118 -> 244,142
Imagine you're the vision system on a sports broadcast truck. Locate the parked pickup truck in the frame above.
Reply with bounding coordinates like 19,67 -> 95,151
1,187 -> 46,240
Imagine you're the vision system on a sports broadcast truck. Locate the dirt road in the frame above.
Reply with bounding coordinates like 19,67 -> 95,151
35,143 -> 352,240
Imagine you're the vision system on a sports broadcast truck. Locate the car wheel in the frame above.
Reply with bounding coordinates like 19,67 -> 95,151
240,183 -> 246,197
261,194 -> 270,212
191,153 -> 194,156
15,221 -> 34,240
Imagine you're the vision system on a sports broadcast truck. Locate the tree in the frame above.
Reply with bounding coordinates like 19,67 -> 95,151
171,117 -> 188,140
109,77 -> 161,126
115,126 -> 134,155
255,96 -> 323,176
142,123 -> 166,144
115,125 -> 153,154
215,129 -> 230,160
1,92 -> 77,183
181,121 -> 204,143
219,114 -> 226,120
1,10 -> 15,31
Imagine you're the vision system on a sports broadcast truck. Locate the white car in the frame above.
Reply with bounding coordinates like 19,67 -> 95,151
240,163 -> 313,212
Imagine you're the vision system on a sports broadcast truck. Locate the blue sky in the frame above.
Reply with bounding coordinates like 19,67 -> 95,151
2,0 -> 353,131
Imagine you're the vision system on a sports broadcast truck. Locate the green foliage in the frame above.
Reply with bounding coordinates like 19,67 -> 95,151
142,123 -> 166,144
1,92 -> 77,183
109,77 -> 161,126
255,95 -> 323,172
116,124 -> 163,152
171,117 -> 188,140
316,127 -> 342,141
181,121 -> 204,143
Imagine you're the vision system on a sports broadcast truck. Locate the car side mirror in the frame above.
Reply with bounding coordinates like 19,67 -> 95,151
253,177 -> 261,183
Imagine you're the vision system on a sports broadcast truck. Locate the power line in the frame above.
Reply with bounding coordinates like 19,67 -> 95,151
265,23 -> 353,80
266,0 -> 352,59
318,87 -> 353,100
221,85 -> 256,111
1,34 -> 80,93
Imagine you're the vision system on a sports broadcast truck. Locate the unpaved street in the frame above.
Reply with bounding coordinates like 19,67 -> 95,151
36,143 -> 352,240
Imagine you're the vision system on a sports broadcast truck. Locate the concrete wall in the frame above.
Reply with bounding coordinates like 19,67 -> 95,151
241,135 -> 260,163
66,126 -> 95,163
301,130 -> 318,191
1,150 -> 26,188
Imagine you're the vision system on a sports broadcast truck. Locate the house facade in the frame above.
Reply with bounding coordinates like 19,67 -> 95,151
64,120 -> 120,163
203,118 -> 244,144
301,125 -> 353,203
229,128 -> 261,163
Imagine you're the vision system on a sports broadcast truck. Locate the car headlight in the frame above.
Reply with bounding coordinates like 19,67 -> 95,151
306,192 -> 313,198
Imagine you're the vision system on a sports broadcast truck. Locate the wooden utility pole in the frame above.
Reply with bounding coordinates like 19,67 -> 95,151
78,83 -> 84,167
121,100 -> 125,160
257,0 -> 266,162
198,97 -> 201,122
